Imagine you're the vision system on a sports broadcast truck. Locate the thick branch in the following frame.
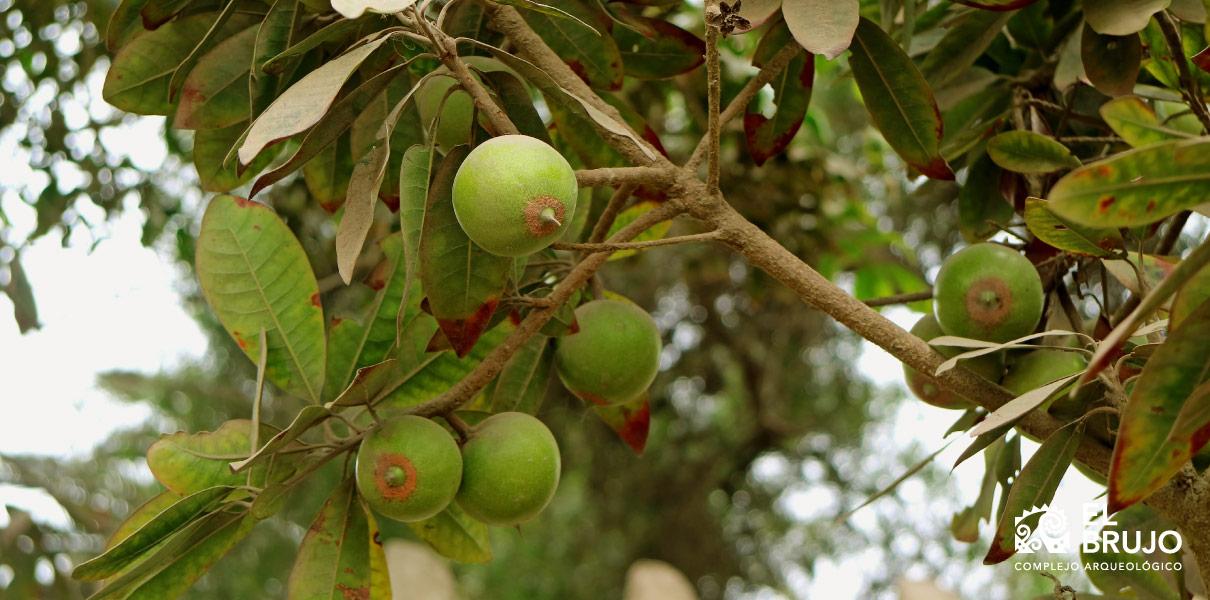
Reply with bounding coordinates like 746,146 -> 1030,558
407,201 -> 684,417
576,166 -> 675,189
705,9 -> 722,194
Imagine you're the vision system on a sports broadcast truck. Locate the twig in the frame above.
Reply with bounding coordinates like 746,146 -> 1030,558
586,183 -> 636,245
686,44 -> 800,171
863,290 -> 933,308
553,231 -> 721,254
445,413 -> 472,441
704,3 -> 722,194
1054,282 -> 1086,339
1156,12 -> 1210,134
576,166 -> 675,189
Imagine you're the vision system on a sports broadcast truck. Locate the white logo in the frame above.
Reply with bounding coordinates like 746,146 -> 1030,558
1012,501 -> 1184,555
1015,504 -> 1071,553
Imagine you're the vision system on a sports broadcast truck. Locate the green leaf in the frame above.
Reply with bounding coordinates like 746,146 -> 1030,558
419,147 -> 512,356
324,316 -> 367,401
146,420 -> 277,494
610,9 -> 704,79
175,23 -> 258,130
106,0 -> 151,52
1100,96 -> 1195,148
987,130 -> 1081,173
984,419 -> 1085,564
1170,260 -> 1210,329
73,487 -> 235,581
194,122 -> 277,193
480,71 -> 552,143
951,438 -> 1005,543
919,7 -> 1014,90
744,23 -> 813,166
957,154 -> 1013,243
303,133 -> 354,213
487,336 -> 552,414
196,195 -> 327,402
848,18 -> 953,180
1085,0 -> 1171,36
520,0 -> 623,90
105,491 -> 182,550
251,0 -> 303,117
286,479 -> 376,600
783,0 -> 858,59
1080,24 -> 1142,97
328,359 -> 400,407
366,510 -> 391,599
103,13 -> 234,116
399,145 -> 435,333
1049,138 -> 1210,227
378,321 -> 512,411
405,503 -> 492,564
1024,197 -> 1122,257
591,394 -> 651,454
1108,300 -> 1210,513
262,19 -> 364,76
90,510 -> 255,600
231,405 -> 330,474
941,83 -> 1012,161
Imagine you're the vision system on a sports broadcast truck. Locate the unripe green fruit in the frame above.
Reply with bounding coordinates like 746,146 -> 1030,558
457,412 -> 561,526
934,243 -> 1044,343
452,135 -> 578,257
555,299 -> 662,404
1002,349 -> 1088,417
415,57 -> 513,151
903,314 -> 1004,409
356,416 -> 462,523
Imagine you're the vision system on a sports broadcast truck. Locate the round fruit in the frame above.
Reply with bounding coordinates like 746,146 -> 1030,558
415,57 -> 514,151
555,299 -> 662,404
457,412 -> 561,526
903,314 -> 1004,409
934,243 -> 1044,343
451,135 -> 578,257
1002,348 -> 1088,411
355,416 -> 462,523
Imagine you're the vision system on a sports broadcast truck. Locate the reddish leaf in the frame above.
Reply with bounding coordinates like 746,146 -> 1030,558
1081,24 -> 1142,97
611,8 -> 705,79
591,395 -> 651,455
1194,46 -> 1210,74
745,23 -> 813,166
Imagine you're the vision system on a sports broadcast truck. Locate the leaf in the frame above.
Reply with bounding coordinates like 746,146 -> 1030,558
968,374 -> 1081,437
1024,197 -> 1122,257
2,253 -> 39,333
147,420 -> 277,494
286,479 -> 375,600
1081,24 -> 1142,97
958,155 -> 1013,242
332,0 -> 417,19
230,405 -> 331,473
251,0 -> 303,117
105,491 -> 182,550
956,0 -> 1040,9
196,195 -> 327,402
419,147 -> 512,357
487,336 -> 553,414
1108,300 -> 1210,513
987,131 -> 1081,173
610,9 -> 704,79
1048,138 -> 1210,227
107,0 -> 151,51
952,438 -> 1006,542
365,509 -> 391,599
324,316 -> 367,401
90,510 -> 255,600
1099,96 -> 1195,148
174,22 -> 259,129
603,201 -> 673,261
1085,0 -> 1172,36
744,23 -> 813,166
480,71 -> 553,144
591,394 -> 651,454
328,359 -> 400,407
848,18 -> 953,180
303,134 -> 354,213
918,8 -> 1014,90
1170,259 -> 1210,329
239,35 -> 393,164
520,0 -> 623,90
194,123 -> 277,193
405,503 -> 491,564
838,440 -> 955,523
103,13 -> 232,116
782,0 -> 858,60
262,19 -> 364,76
73,486 -> 235,581
984,420 -> 1085,564
378,321 -> 512,411
399,145 -> 435,320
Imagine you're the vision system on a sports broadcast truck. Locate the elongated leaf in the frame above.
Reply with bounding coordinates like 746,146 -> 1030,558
1049,138 -> 1210,227
332,0 -> 417,19
303,134 -> 354,213
328,359 -> 399,407
987,131 -> 1081,173
103,13 -> 238,115
263,19 -> 363,76
521,0 -> 622,90
399,145 -> 434,318
194,122 -> 277,193
591,394 -> 651,454
419,148 -> 512,356
378,321 -> 512,411
1099,96 -> 1194,148
196,195 -> 326,402
984,420 -> 1085,564
958,154 -> 1013,242
849,18 -> 953,180
105,491 -> 182,550
324,316 -> 366,402
365,508 -> 391,599
1108,300 -> 1210,513
107,0 -> 151,51
287,479 -> 375,599
239,35 -> 392,164
73,486 -> 234,581
956,0 -> 1039,9
1171,260 -> 1210,329
745,23 -> 812,166
1085,0 -> 1171,36
481,71 -> 552,143
968,374 -> 1080,437
147,420 -> 278,494
1024,198 -> 1122,257
230,405 -> 330,472
1081,24 -> 1142,97
487,336 -> 552,414
1081,505 -> 1182,600
175,21 -> 258,129
952,438 -> 1007,542
783,0 -> 858,59
610,9 -> 704,79
919,8 -> 1013,90
406,503 -> 491,564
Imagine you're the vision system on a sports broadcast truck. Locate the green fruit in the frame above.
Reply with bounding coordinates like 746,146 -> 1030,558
934,243 -> 1044,343
356,416 -> 462,523
457,412 -> 561,526
555,299 -> 662,404
903,314 -> 1004,410
415,57 -> 513,151
1002,349 -> 1088,416
452,134 -> 578,257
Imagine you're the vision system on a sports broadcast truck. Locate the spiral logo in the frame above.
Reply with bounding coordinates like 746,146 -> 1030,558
1014,504 -> 1071,554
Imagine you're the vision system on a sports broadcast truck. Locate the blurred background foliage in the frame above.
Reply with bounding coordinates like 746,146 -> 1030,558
0,0 -> 1043,598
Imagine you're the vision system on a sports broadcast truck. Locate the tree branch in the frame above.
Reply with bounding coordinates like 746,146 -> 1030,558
576,166 -> 675,189
554,231 -> 721,254
704,4 -> 722,194
863,290 -> 933,308
1156,11 -> 1210,134
587,183 -> 636,245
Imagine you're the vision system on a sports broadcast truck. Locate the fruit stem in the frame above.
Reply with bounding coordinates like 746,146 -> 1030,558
445,413 -> 473,442
539,207 -> 562,227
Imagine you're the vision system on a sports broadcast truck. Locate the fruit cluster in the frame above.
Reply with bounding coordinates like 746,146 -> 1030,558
356,412 -> 561,527
903,243 -> 1086,410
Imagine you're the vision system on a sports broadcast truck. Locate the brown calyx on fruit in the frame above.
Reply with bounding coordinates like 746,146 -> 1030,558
523,196 -> 565,237
374,453 -> 418,500
965,277 -> 1012,327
